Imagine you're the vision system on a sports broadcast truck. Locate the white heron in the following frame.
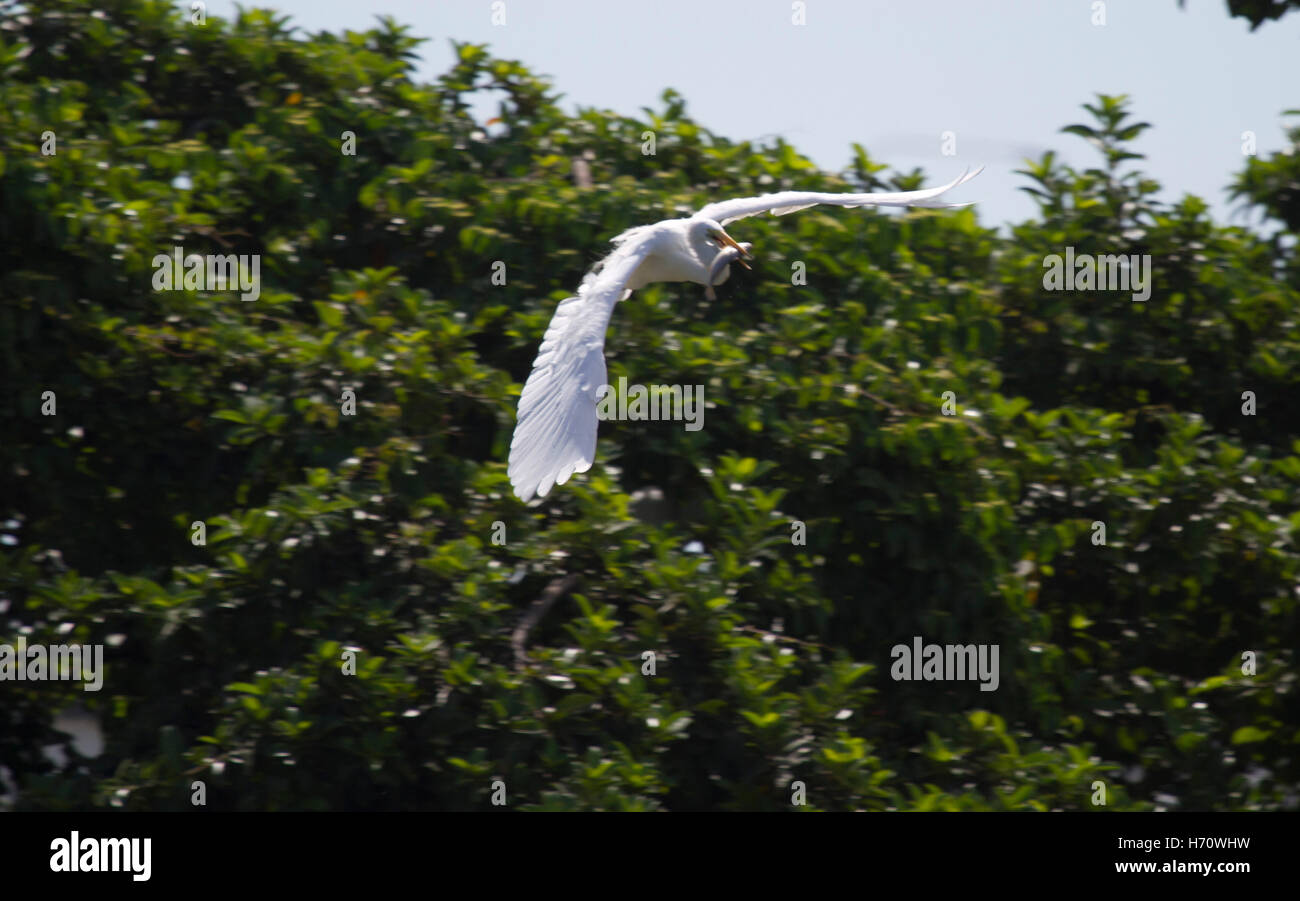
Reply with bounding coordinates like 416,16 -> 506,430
508,166 -> 984,502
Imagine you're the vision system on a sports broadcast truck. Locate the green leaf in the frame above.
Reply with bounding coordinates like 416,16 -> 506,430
1231,727 -> 1271,745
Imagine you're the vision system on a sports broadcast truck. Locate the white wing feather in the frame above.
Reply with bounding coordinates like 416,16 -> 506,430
508,236 -> 654,502
695,165 -> 984,226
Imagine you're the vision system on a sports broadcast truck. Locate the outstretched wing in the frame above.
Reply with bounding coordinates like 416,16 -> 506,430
509,237 -> 654,502
694,166 -> 984,226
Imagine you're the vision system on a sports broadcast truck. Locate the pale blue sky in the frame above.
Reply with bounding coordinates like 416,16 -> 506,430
205,0 -> 1299,230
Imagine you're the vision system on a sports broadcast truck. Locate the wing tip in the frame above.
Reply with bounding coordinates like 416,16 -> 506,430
909,165 -> 985,209
509,453 -> 595,504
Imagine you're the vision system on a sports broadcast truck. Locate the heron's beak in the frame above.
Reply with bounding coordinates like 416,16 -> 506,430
716,231 -> 751,260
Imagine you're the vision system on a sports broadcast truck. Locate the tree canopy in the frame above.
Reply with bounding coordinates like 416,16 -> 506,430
1,1 -> 1297,811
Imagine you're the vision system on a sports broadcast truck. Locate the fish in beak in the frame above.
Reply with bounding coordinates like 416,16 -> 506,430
704,241 -> 754,300
715,230 -> 751,260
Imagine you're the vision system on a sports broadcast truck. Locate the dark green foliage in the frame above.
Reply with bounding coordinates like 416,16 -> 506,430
1231,110 -> 1300,235
1180,0 -> 1300,30
1,1 -> 1297,811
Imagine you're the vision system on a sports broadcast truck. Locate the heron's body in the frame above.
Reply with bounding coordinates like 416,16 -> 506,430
508,167 -> 984,502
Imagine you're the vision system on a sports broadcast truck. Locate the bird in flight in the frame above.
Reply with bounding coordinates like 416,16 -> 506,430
508,166 -> 984,502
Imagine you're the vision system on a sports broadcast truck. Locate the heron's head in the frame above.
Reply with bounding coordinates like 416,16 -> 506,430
692,219 -> 753,299
694,219 -> 751,262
